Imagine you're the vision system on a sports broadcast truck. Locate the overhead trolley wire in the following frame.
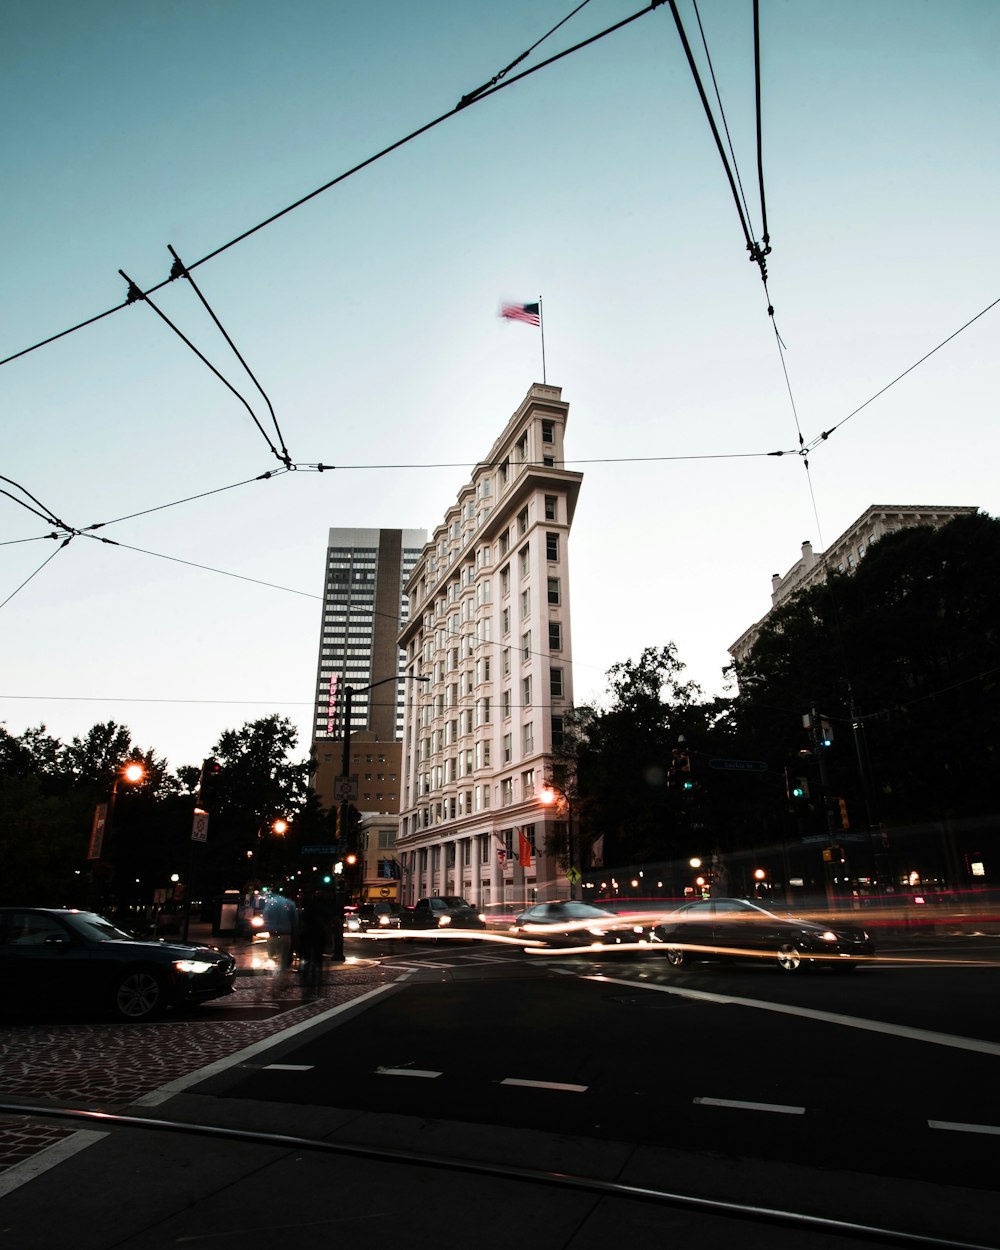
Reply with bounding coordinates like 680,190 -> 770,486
167,245 -> 292,467
0,2 -> 662,373
118,268 -> 288,466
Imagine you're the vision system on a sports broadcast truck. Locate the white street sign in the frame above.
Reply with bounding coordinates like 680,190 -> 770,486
191,809 -> 210,842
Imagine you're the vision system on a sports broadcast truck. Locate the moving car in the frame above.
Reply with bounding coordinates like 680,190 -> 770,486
511,900 -> 657,949
398,896 -> 486,929
346,900 -> 403,933
654,897 -> 875,972
0,907 -> 237,1021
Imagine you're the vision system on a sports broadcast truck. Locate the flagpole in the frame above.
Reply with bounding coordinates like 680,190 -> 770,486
538,295 -> 546,384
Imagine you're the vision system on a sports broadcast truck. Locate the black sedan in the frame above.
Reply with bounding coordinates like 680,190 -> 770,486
0,907 -> 237,1021
398,897 -> 486,930
511,901 -> 658,950
654,897 -> 875,972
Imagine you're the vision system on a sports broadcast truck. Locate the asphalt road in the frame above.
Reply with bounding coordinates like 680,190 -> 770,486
2,936 -> 999,1250
197,940 -> 1000,1196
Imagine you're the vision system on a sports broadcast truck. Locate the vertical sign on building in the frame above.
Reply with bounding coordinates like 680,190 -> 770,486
88,803 -> 108,860
326,673 -> 339,736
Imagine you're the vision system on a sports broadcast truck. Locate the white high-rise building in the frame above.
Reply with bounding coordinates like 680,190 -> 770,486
396,384 -> 583,913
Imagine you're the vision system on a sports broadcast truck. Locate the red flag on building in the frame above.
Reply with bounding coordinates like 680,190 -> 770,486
518,829 -> 533,867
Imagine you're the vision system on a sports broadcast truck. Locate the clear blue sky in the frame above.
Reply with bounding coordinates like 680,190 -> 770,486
2,0 -> 998,770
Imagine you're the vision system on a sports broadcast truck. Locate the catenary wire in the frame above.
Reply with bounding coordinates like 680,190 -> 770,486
79,469 -> 287,533
804,293 -> 1000,452
167,245 -> 292,466
119,268 -> 286,464
753,0 -> 770,251
0,540 -> 71,612
0,3 -> 660,372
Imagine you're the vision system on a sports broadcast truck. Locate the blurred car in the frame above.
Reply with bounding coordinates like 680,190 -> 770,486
511,900 -> 657,949
654,897 -> 875,972
346,901 -> 403,933
398,897 -> 486,929
0,907 -> 237,1021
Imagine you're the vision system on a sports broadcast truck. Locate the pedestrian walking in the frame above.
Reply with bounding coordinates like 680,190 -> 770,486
262,888 -> 298,974
298,887 -> 334,996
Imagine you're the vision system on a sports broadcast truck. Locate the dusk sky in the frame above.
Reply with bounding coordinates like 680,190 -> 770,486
2,0 -> 998,771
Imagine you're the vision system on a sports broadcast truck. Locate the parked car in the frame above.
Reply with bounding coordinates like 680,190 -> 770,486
346,900 -> 403,933
398,897 -> 486,929
654,897 -> 875,972
511,900 -> 657,949
0,907 -> 237,1021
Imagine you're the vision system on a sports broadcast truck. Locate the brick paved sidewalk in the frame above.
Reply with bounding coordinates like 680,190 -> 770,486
0,956 -> 392,1185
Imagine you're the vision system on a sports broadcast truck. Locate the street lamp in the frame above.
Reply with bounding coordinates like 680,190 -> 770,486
538,780 -> 577,900
88,760 -> 146,914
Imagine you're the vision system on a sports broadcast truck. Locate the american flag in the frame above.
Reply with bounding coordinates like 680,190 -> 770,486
500,301 -> 540,326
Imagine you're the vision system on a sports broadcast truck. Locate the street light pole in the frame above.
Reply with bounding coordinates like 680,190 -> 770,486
539,780 -> 576,901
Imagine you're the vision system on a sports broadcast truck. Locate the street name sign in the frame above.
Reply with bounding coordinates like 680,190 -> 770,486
708,758 -> 767,772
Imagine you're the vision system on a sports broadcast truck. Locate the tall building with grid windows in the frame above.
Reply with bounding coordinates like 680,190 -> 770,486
396,384 -> 583,913
312,528 -> 426,745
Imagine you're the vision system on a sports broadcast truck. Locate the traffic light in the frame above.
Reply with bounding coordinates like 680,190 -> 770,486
786,770 -> 810,801
669,748 -> 693,790
198,757 -> 223,809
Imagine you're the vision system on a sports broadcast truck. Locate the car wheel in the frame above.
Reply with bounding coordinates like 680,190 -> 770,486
665,947 -> 686,968
112,969 -> 166,1021
776,943 -> 804,972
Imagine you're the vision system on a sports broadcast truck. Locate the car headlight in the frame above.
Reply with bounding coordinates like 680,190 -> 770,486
250,915 -> 264,928
586,927 -> 607,937
174,959 -> 213,974
378,914 -> 391,926
478,913 -> 486,923
438,914 -> 452,926
346,918 -> 361,931
815,930 -> 839,942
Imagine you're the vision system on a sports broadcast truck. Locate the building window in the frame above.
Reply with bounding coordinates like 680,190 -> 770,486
546,532 -> 559,561
503,733 -> 512,763
549,621 -> 562,650
517,506 -> 528,536
522,675 -> 532,708
522,770 -> 535,798
520,588 -> 530,619
502,689 -> 511,719
502,646 -> 511,676
522,722 -> 533,753
541,419 -> 554,443
519,545 -> 529,578
550,668 -> 564,697
500,564 -> 511,597
502,606 -> 510,635
521,631 -> 531,662
547,578 -> 560,605
501,778 -> 513,806
544,495 -> 557,521
552,715 -> 565,748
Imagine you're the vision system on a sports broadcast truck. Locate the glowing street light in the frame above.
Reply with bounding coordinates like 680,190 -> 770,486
538,780 -> 577,900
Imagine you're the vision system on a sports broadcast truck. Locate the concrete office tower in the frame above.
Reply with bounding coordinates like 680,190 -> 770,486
396,384 -> 583,912
313,528 -> 427,744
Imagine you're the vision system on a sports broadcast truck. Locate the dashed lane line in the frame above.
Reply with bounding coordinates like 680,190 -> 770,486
502,1078 -> 587,1092
376,1068 -> 442,1079
929,1120 -> 1000,1136
695,1097 -> 805,1115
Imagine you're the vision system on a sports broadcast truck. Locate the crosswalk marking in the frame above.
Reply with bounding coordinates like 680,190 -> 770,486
502,1077 -> 587,1093
695,1096 -> 804,1115
377,1067 -> 442,1079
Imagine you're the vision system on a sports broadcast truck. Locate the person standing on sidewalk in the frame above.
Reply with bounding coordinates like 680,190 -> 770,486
297,887 -> 334,996
262,888 -> 298,973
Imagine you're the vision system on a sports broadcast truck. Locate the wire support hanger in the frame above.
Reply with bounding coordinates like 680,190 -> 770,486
119,267 -> 288,467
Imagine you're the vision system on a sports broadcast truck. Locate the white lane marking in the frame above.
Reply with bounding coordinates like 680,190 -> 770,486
0,1130 -> 107,1198
502,1078 -> 588,1092
585,974 -> 1000,1058
376,1067 -> 442,1079
134,983 -> 397,1107
263,1064 -> 314,1071
695,1097 -> 805,1115
929,1120 -> 1000,1136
